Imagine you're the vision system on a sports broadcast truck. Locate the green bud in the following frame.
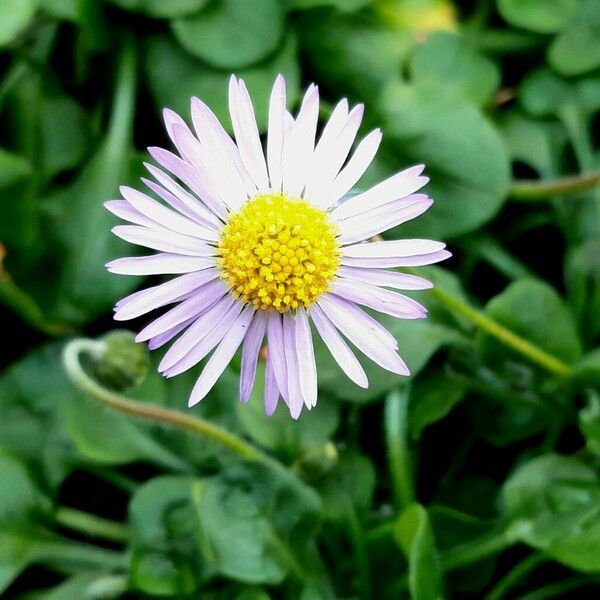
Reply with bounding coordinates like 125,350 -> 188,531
296,441 -> 338,480
85,330 -> 149,392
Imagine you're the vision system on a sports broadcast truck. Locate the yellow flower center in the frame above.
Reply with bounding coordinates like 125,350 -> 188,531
217,193 -> 340,312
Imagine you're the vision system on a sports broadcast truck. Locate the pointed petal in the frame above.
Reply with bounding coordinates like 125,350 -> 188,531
239,311 -> 268,403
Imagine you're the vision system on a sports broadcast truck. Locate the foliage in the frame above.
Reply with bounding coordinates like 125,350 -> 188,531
1,0 -> 600,598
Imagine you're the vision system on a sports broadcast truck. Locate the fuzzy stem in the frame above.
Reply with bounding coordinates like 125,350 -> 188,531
54,507 -> 130,544
509,173 -> 600,201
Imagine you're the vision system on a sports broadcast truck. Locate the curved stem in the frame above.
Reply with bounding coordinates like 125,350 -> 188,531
384,388 -> 414,510
509,172 -> 600,201
54,507 -> 130,544
428,286 -> 573,378
63,339 -> 264,462
484,553 -> 547,600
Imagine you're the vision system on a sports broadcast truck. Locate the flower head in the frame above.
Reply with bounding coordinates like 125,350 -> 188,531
106,75 -> 450,419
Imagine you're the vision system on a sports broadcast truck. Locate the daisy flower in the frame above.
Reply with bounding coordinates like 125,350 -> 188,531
106,75 -> 450,419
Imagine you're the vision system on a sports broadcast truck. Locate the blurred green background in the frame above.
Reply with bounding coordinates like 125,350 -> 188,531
2,0 -> 600,598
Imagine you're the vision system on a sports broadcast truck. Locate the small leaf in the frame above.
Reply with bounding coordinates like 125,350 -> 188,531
394,504 -> 444,600
497,0 -> 576,34
172,0 -> 285,69
107,0 -> 210,18
0,0 -> 37,47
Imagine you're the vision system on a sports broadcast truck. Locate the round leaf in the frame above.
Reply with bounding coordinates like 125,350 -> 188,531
172,0 -> 285,69
497,0 -> 576,34
107,0 -> 209,18
0,0 -> 37,47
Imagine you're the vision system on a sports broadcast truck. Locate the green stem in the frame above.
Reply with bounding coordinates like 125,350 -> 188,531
54,507 -> 130,544
509,173 -> 600,201
35,539 -> 125,572
484,553 -> 547,600
63,339 -> 264,462
384,388 -> 414,510
440,525 -> 520,572
514,577 -> 591,600
428,286 -> 573,378
346,501 -> 371,600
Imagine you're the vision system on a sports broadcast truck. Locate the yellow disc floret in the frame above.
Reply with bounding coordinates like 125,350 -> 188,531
217,193 -> 340,312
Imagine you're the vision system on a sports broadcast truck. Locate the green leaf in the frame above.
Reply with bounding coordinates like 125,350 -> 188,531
316,451 -> 375,522
379,82 -> 510,239
172,0 -> 285,69
410,32 -> 500,106
299,11 -> 411,100
0,148 -> 31,188
409,372 -> 466,437
145,34 -> 300,133
497,0 -> 576,34
548,0 -> 600,76
290,0 -> 370,10
501,453 -> 600,572
129,475 -> 200,594
0,449 -> 46,527
394,504 -> 444,600
478,279 -> 582,367
0,0 -> 37,47
236,362 -> 339,454
519,68 -> 573,119
579,391 -> 600,455
107,0 -> 209,18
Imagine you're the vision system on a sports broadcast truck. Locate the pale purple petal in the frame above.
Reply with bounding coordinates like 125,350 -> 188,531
282,84 -> 319,197
338,196 -> 434,245
136,278 -> 227,342
239,311 -> 268,403
229,76 -> 270,190
114,271 -> 217,321
120,186 -> 218,241
331,165 -> 428,220
337,266 -> 432,291
188,305 -> 256,406
332,278 -> 427,319
162,108 -> 195,158
342,249 -> 452,268
266,312 -> 289,404
191,96 -> 256,201
143,164 -> 222,228
106,254 -> 215,276
105,199 -> 159,230
319,293 -> 398,349
266,74 -> 286,192
295,308 -> 318,408
310,303 -> 368,388
112,225 -> 215,256
148,146 -> 228,220
148,316 -> 196,350
161,299 -> 243,378
318,294 -> 410,376
264,354 -> 280,416
282,314 -> 305,418
158,294 -> 238,373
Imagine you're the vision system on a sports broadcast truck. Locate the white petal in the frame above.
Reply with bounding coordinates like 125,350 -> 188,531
337,266 -> 432,291
331,165 -> 428,220
162,108 -> 195,158
112,225 -> 215,256
229,76 -> 270,190
267,75 -> 287,192
338,195 -> 433,245
341,249 -> 452,269
188,305 -> 256,406
342,239 -> 446,259
105,200 -> 159,230
282,84 -> 319,197
106,254 -> 215,276
306,104 -> 364,207
310,303 -> 368,388
295,308 -> 318,408
317,129 -> 382,208
264,354 -> 280,416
